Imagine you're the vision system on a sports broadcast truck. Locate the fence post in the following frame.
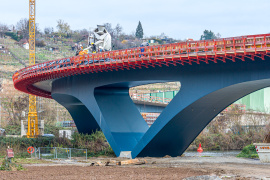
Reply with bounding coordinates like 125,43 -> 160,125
69,148 -> 71,160
86,149 -> 87,161
55,148 -> 57,159
35,147 -> 36,158
38,147 -> 40,159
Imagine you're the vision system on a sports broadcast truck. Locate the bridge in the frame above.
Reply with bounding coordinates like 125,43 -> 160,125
13,33 -> 270,158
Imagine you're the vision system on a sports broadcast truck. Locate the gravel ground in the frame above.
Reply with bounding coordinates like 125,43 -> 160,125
0,156 -> 269,180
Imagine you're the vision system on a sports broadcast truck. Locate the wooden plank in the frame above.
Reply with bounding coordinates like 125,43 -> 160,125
120,159 -> 139,165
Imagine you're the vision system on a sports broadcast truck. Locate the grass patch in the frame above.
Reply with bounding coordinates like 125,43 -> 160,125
0,157 -> 52,165
237,144 -> 259,159
0,158 -> 25,171
13,158 -> 52,164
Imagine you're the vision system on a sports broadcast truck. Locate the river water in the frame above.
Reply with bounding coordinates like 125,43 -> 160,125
183,151 -> 241,157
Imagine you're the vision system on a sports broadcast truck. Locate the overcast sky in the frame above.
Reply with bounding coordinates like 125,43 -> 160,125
0,0 -> 270,40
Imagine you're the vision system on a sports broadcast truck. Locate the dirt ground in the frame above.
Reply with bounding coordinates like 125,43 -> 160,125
0,166 -> 207,180
0,156 -> 269,180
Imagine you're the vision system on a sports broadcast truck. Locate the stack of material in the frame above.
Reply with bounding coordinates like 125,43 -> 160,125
93,159 -> 148,166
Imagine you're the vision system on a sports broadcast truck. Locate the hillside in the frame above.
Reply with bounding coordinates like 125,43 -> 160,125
0,36 -> 74,127
0,35 -> 179,127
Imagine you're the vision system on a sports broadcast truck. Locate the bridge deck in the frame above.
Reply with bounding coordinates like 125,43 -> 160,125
12,33 -> 270,98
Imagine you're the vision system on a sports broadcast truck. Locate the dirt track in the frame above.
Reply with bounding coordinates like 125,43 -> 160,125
0,166 -> 208,180
0,156 -> 269,180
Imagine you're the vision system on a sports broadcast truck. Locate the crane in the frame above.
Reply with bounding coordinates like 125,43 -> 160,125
27,0 -> 39,138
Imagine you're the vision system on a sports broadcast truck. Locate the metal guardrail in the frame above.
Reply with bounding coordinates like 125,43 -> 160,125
32,147 -> 87,161
12,33 -> 270,98
130,93 -> 171,104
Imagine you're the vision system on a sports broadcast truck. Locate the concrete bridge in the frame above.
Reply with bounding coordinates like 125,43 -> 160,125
132,93 -> 168,113
13,33 -> 270,158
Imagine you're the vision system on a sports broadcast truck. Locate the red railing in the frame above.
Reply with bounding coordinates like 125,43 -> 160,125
12,33 -> 270,98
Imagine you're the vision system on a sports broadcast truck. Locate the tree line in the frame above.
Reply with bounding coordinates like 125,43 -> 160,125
0,19 -> 221,50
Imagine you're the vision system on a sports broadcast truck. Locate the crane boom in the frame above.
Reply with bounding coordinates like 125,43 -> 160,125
27,0 -> 39,138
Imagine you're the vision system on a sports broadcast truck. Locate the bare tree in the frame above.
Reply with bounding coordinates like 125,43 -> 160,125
44,27 -> 54,35
104,23 -> 114,35
1,94 -> 28,126
16,18 -> 29,40
0,80 -> 28,126
56,19 -> 71,37
0,23 -> 8,38
115,24 -> 123,38
72,29 -> 89,43
216,33 -> 221,39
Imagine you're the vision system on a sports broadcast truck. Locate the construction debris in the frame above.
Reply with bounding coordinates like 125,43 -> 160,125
90,162 -> 95,166
119,159 -> 139,165
92,158 -> 148,166
163,155 -> 171,158
95,161 -> 110,166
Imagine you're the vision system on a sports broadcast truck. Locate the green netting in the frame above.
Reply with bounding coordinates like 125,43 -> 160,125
233,87 -> 270,112
150,91 -> 179,99
264,88 -> 270,112
165,91 -> 174,99
147,88 -> 270,113
250,89 -> 265,112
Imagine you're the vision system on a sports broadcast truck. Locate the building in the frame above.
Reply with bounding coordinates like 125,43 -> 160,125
23,43 -> 29,49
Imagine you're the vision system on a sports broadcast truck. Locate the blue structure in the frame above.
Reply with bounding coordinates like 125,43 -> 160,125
49,56 -> 270,158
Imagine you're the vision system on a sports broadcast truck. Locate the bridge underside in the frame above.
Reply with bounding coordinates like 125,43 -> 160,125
49,56 -> 270,158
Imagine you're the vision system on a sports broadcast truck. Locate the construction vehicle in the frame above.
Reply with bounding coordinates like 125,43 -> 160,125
75,25 -> 112,56
75,25 -> 151,56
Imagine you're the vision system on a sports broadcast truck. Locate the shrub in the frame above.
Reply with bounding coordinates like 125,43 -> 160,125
35,40 -> 46,47
0,130 -> 115,158
4,125 -> 21,135
44,124 -> 61,136
237,144 -> 259,159
0,158 -> 24,171
71,131 -> 114,156
5,32 -> 21,41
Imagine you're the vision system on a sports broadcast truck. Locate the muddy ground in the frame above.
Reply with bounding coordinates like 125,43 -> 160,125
0,156 -> 269,180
